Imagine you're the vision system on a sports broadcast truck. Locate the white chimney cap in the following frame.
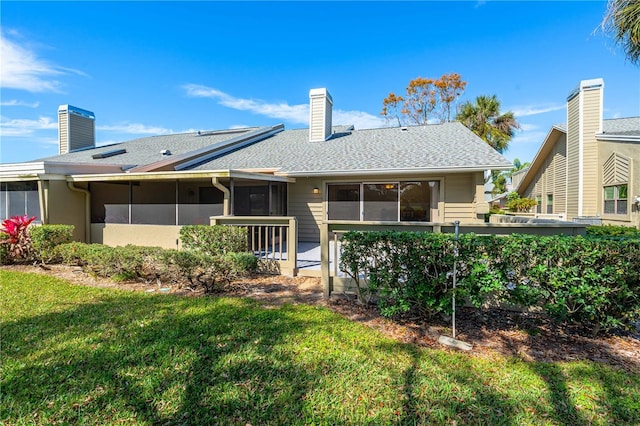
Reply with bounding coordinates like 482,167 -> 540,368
309,88 -> 333,103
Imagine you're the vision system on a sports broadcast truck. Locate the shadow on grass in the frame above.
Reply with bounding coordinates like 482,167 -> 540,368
2,272 -> 639,425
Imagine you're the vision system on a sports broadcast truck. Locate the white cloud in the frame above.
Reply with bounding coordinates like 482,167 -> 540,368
0,100 -> 40,108
334,110 -> 385,130
183,84 -> 309,124
518,123 -> 539,132
510,104 -> 565,117
511,130 -> 547,145
0,115 -> 57,137
183,84 -> 385,130
0,31 -> 85,93
98,123 -> 174,135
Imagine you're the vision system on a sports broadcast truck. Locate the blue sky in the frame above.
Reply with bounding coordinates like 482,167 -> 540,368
1,1 -> 638,165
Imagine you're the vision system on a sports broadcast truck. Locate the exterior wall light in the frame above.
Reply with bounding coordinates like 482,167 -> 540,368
313,187 -> 320,194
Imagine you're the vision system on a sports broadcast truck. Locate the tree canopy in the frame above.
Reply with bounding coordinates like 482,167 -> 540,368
381,73 -> 467,126
455,95 -> 520,154
602,0 -> 640,65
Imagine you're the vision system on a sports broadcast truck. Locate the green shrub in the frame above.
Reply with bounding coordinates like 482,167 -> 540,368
29,224 -> 75,263
54,243 -> 164,280
0,231 -> 8,264
55,242 -> 257,293
586,224 -> 640,238
180,225 -> 248,255
340,231 -> 640,333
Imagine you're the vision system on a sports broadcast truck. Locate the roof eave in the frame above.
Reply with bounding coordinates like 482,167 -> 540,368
279,164 -> 511,178
596,133 -> 640,142
515,126 -> 566,193
67,169 -> 295,183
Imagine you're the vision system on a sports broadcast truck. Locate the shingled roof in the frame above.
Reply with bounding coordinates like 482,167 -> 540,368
190,122 -> 512,176
38,121 -> 511,176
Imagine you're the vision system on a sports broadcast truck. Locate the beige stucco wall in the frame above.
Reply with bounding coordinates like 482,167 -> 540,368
91,223 -> 183,249
598,140 -> 640,228
42,180 -> 87,242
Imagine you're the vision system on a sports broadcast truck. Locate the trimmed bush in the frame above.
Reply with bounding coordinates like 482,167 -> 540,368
340,231 -> 640,333
54,243 -> 164,281
586,224 -> 640,238
29,224 -> 75,263
54,242 -> 257,293
180,225 -> 248,255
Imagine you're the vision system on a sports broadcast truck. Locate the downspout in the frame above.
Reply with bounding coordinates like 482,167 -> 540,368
212,177 -> 230,216
67,182 -> 91,243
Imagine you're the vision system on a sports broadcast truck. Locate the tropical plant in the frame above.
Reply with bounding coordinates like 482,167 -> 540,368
601,0 -> 640,65
505,192 -> 537,212
0,215 -> 37,262
455,95 -> 520,153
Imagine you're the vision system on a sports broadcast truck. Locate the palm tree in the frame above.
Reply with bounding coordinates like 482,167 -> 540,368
455,95 -> 520,154
602,0 -> 640,65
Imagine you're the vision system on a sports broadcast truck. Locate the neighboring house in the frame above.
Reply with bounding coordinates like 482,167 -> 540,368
1,88 -> 512,247
515,79 -> 640,228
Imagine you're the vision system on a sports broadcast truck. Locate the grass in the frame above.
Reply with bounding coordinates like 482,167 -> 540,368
1,270 -> 639,425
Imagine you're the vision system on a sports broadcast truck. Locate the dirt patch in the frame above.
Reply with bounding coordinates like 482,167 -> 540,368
4,264 -> 639,372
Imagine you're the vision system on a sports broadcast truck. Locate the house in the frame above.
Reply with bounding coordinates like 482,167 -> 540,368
1,88 -> 512,253
515,79 -> 640,228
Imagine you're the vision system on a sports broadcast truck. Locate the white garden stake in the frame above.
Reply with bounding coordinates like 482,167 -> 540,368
438,221 -> 473,351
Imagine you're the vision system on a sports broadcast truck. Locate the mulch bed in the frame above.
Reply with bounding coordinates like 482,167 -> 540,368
4,264 -> 639,373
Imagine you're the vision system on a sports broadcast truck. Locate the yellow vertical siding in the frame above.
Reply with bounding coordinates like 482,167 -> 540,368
566,95 -> 581,219
288,178 -> 324,242
580,88 -> 602,216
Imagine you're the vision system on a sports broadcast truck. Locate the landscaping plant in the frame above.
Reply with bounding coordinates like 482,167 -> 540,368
340,231 -> 640,333
0,214 -> 37,263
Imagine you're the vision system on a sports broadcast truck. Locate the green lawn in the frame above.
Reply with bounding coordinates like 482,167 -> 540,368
2,270 -> 639,425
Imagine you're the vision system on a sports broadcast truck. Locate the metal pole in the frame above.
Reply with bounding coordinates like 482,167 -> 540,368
453,220 -> 460,340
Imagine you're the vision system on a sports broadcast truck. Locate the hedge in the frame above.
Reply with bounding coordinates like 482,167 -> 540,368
54,242 -> 257,292
179,225 -> 249,255
340,231 -> 640,333
30,224 -> 75,263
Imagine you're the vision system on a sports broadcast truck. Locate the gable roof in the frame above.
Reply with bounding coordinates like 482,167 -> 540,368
515,116 -> 640,193
25,121 -> 511,178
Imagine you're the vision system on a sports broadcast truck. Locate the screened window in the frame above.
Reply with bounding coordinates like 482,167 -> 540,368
535,195 -> 542,214
327,184 -> 360,220
0,181 -> 40,221
177,182 -> 224,225
546,194 -> 553,214
90,180 -> 226,225
90,182 -> 129,223
604,184 -> 627,215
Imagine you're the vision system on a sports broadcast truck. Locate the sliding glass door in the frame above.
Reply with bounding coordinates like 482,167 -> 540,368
327,181 -> 439,222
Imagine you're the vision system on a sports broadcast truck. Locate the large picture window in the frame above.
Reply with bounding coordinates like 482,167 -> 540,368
604,184 -> 627,215
327,181 -> 439,222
